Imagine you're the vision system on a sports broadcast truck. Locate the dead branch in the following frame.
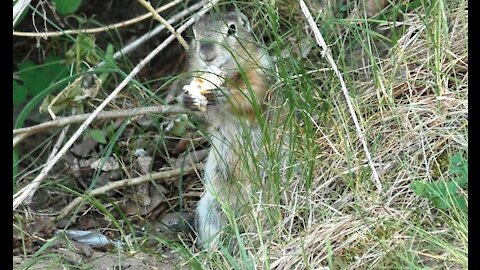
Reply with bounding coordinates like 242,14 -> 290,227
28,126 -> 70,205
96,0 -> 208,68
13,125 -> 69,207
13,105 -> 187,147
136,0 -> 189,50
13,0 -> 182,37
57,163 -> 204,220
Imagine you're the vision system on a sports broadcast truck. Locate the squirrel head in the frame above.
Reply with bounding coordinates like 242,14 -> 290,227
191,11 -> 256,73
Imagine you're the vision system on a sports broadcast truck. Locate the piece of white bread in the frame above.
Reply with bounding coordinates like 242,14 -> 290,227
183,66 -> 225,112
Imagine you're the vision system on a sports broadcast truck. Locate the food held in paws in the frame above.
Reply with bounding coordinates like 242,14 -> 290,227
182,66 -> 225,112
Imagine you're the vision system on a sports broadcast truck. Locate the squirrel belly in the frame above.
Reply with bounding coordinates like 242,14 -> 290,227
197,113 -> 262,248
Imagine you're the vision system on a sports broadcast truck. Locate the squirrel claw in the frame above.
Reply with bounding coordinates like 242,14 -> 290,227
182,94 -> 200,111
204,89 -> 228,105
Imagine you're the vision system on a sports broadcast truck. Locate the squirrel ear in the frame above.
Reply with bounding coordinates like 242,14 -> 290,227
237,12 -> 251,32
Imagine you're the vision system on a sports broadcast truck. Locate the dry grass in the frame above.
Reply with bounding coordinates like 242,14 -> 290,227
261,2 -> 468,269
201,1 -> 468,269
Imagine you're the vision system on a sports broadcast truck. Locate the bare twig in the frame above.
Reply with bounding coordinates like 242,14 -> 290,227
13,0 -> 31,27
14,0 -> 206,67
13,126 -> 69,206
13,0 -> 219,210
13,0 -> 182,37
13,105 -> 187,147
57,163 -> 204,220
137,0 -> 189,50
13,133 -> 29,148
96,0 -> 208,68
299,0 -> 382,193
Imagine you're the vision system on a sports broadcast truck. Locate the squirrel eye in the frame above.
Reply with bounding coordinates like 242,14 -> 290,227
227,23 -> 237,36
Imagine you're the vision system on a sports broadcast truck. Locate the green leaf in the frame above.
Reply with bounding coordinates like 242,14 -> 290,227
170,115 -> 189,136
448,153 -> 468,188
88,129 -> 107,144
65,35 -> 98,66
81,36 -> 98,64
410,177 -> 467,211
65,49 -> 76,65
52,0 -> 82,15
448,153 -> 463,174
410,180 -> 427,196
453,175 -> 468,188
17,55 -> 69,96
429,195 -> 450,210
97,44 -> 115,83
13,80 -> 28,106
453,196 -> 467,211
411,152 -> 468,211
105,44 -> 115,63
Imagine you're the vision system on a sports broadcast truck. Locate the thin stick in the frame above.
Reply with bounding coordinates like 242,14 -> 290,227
26,126 -> 70,204
13,0 -> 219,210
13,105 -> 187,147
57,163 -> 204,220
14,1 -> 206,68
13,126 -> 69,201
137,0 -> 189,50
299,0 -> 382,193
13,0 -> 182,37
13,0 -> 31,27
96,0 -> 207,68
13,133 -> 29,148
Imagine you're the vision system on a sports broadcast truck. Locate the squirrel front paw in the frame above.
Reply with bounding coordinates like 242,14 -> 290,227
181,87 -> 229,111
204,87 -> 228,106
181,91 -> 206,112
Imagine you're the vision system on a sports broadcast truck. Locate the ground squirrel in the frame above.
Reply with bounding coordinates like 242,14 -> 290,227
181,10 -> 282,249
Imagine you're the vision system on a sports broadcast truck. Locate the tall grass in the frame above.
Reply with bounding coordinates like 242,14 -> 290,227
193,0 -> 468,269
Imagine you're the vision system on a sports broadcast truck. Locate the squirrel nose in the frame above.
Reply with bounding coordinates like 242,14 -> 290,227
199,41 -> 216,62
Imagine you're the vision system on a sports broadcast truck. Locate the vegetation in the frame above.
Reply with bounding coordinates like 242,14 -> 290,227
13,0 -> 467,269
